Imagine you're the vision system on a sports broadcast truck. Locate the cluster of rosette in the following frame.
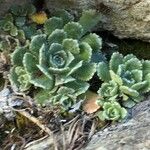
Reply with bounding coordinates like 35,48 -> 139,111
10,10 -> 102,110
96,52 -> 150,121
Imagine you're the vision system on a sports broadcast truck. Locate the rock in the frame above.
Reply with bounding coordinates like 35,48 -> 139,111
83,98 -> 150,150
0,0 -> 30,16
45,0 -> 150,42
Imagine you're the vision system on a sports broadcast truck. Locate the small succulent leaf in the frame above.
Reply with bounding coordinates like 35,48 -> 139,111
17,30 -> 26,42
123,54 -> 136,63
110,70 -> 123,86
65,51 -> 74,67
49,67 -> 69,74
143,60 -> 150,76
122,99 -> 136,108
55,76 -> 75,86
98,81 -> 118,98
122,93 -> 129,101
30,74 -> 54,90
79,10 -> 101,34
78,42 -> 92,61
11,46 -> 28,66
44,17 -> 63,35
15,66 -> 31,91
97,62 -> 110,82
23,25 -> 37,39
65,80 -> 89,96
3,21 -> 13,31
82,33 -> 102,52
110,52 -> 123,73
142,73 -> 150,93
117,64 -> 125,76
101,101 -> 127,121
15,17 -> 26,27
64,22 -> 83,39
63,38 -> 80,54
91,52 -> 107,63
133,95 -> 144,103
72,62 -> 96,81
23,53 -> 38,74
4,13 -> 13,22
39,44 -> 48,66
131,81 -> 148,91
120,108 -> 128,119
97,111 -> 105,121
48,43 -> 63,54
37,65 -> 53,80
120,86 -> 139,97
131,70 -> 142,82
30,34 -> 46,55
53,9 -> 74,25
10,26 -> 18,36
9,67 -> 20,91
48,29 -> 67,45
67,60 -> 83,76
125,58 -> 142,71
34,89 -> 50,104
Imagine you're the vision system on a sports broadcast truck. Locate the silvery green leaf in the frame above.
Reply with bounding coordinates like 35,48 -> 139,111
110,70 -> 123,86
72,62 -> 96,81
131,70 -> 142,82
29,34 -> 46,55
123,54 -> 136,63
131,81 -> 147,91
97,62 -> 110,82
63,38 -> 80,54
143,60 -> 150,76
30,75 -> 54,90
78,42 -> 92,61
55,76 -> 75,86
23,53 -> 38,74
65,80 -> 89,96
11,46 -> 28,66
67,60 -> 83,76
44,17 -> 63,35
120,86 -> 139,97
64,22 -> 83,39
48,29 -> 67,45
109,52 -> 123,73
122,99 -> 136,108
53,9 -> 74,25
82,33 -> 102,52
125,58 -> 142,71
10,26 -> 18,36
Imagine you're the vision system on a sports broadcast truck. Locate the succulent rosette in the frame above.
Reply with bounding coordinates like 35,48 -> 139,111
97,52 -> 150,108
97,101 -> 127,121
10,10 -> 102,109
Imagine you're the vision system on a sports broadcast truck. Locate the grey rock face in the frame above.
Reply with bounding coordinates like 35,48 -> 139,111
46,0 -> 150,42
83,98 -> 150,150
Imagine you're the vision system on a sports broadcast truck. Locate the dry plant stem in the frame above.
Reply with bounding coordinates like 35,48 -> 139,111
13,108 -> 52,135
88,120 -> 97,139
13,109 -> 60,150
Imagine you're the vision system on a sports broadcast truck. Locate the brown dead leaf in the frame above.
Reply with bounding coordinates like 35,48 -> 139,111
83,91 -> 101,114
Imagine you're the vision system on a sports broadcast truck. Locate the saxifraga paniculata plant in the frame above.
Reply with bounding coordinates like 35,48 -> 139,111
96,52 -> 150,121
10,10 -> 102,110
0,3 -> 40,53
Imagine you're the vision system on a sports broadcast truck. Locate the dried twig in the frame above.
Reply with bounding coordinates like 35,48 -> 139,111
13,109 -> 52,135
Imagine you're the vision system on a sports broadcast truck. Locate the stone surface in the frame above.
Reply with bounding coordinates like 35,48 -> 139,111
0,0 -> 30,16
46,0 -> 150,42
83,98 -> 150,150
